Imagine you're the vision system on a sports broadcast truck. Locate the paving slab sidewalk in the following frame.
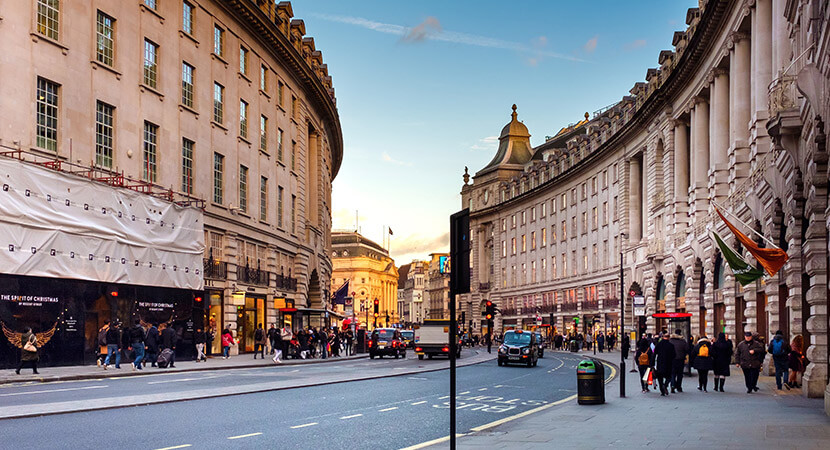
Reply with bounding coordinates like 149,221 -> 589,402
451,350 -> 830,449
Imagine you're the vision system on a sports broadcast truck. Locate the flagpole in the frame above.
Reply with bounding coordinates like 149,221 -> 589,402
711,199 -> 778,249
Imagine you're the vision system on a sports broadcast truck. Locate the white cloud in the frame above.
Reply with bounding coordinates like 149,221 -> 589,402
583,35 -> 598,53
624,39 -> 647,51
401,16 -> 442,42
310,13 -> 587,63
470,136 -> 499,151
381,151 -> 413,166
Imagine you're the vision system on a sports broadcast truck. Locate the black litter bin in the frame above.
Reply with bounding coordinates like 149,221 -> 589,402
577,359 -> 605,405
569,340 -> 579,352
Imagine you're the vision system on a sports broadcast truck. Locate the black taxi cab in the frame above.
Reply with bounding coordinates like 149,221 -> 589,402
497,329 -> 538,367
368,328 -> 407,359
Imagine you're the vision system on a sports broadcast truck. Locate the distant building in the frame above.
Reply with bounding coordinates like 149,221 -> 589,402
426,253 -> 450,319
398,260 -> 427,326
331,231 -> 398,328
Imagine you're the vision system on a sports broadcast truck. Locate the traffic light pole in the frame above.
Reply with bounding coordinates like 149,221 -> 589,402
449,281 -> 457,450
619,248 -> 626,398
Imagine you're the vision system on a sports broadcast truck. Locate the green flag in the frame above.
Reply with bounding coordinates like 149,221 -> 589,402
712,231 -> 765,286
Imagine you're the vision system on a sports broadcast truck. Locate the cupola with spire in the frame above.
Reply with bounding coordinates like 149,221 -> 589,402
477,104 -> 533,176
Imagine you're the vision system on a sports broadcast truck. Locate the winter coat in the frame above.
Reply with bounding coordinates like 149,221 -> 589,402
128,325 -> 146,344
20,331 -> 39,361
690,338 -> 714,371
221,332 -> 235,347
788,349 -> 805,372
735,338 -> 765,369
194,331 -> 206,344
105,327 -> 121,346
635,347 -> 654,367
669,335 -> 689,361
767,335 -> 791,362
160,327 -> 176,350
711,339 -> 733,376
145,326 -> 160,352
654,339 -> 676,375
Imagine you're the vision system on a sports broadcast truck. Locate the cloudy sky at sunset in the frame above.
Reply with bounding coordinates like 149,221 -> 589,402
296,1 -> 693,264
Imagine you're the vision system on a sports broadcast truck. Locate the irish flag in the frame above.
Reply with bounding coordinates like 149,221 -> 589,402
715,207 -> 789,277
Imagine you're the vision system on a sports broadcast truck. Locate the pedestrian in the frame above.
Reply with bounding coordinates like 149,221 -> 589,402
194,328 -> 207,362
690,335 -> 713,392
267,324 -> 278,356
206,327 -> 216,356
160,323 -> 177,368
319,327 -> 328,359
654,332 -> 676,396
767,330 -> 791,390
272,326 -> 284,363
586,332 -> 593,351
711,332 -> 733,392
221,328 -> 235,359
669,329 -> 689,393
788,335 -> 805,389
145,322 -> 160,367
298,329 -> 309,359
128,319 -> 146,370
332,330 -> 342,357
635,335 -> 653,393
253,324 -> 266,359
103,321 -> 122,370
597,333 -> 605,353
15,327 -> 40,375
621,334 -> 630,360
735,331 -> 765,393
96,320 -> 110,367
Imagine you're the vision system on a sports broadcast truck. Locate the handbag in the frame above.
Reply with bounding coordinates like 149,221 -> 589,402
23,336 -> 37,353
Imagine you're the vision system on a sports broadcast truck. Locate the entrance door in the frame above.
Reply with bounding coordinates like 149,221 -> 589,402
241,296 -> 265,352
208,291 -> 223,355
714,303 -> 725,336
778,284 -> 789,341
756,291 -> 767,341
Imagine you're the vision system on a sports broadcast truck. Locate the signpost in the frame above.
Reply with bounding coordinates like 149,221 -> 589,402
633,295 -> 645,316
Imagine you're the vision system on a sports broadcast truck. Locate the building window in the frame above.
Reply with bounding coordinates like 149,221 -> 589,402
592,207 -> 598,230
181,62 -> 194,108
37,0 -> 60,40
239,46 -> 248,75
260,115 -> 268,152
571,188 -> 576,205
521,211 -> 526,225
181,138 -> 193,194
561,221 -> 566,241
613,196 -> 619,220
143,0 -> 157,10
551,258 -> 556,280
213,83 -> 224,123
142,121 -> 158,182
277,129 -> 284,161
238,165 -> 248,213
591,177 -> 597,195
501,268 -> 506,287
562,254 -> 567,277
501,241 -> 506,257
603,202 -> 608,225
278,186 -> 284,228
511,238 -> 516,255
143,39 -> 159,88
95,101 -> 114,168
511,215 -> 516,228
291,95 -> 297,118
531,261 -> 536,283
36,78 -> 59,151
541,258 -> 546,281
278,81 -> 284,107
602,170 -> 608,189
551,225 -> 556,242
531,207 -> 536,222
213,25 -> 224,57
593,244 -> 598,269
95,11 -> 115,67
541,202 -> 546,217
260,176 -> 268,221
501,219 -> 506,231
239,99 -> 248,138
530,231 -> 536,250
260,65 -> 267,92
583,252 -> 588,271
572,217 -> 577,238
213,152 -> 224,204
182,1 -> 194,35
561,193 -> 567,210
521,234 -> 526,252
291,194 -> 296,233
581,183 -> 587,200
541,228 -> 546,247
521,263 -> 526,285
291,140 -> 296,171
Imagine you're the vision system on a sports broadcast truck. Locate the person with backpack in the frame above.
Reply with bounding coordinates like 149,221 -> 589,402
736,331 -> 765,393
253,324 -> 266,359
145,323 -> 160,367
635,335 -> 654,393
669,329 -> 690,393
767,330 -> 791,390
711,332 -> 733,392
96,321 -> 110,367
221,328 -> 235,359
16,327 -> 39,375
690,335 -> 714,391
128,319 -> 146,370
103,321 -> 122,370
159,323 -> 177,368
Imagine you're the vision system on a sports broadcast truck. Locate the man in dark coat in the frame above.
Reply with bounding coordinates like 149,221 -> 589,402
735,331 -> 765,393
16,327 -> 39,374
160,324 -> 177,368
669,329 -> 690,393
767,330 -> 791,390
654,332 -> 676,396
711,332 -> 733,392
103,322 -> 122,369
128,319 -> 146,370
145,323 -> 160,367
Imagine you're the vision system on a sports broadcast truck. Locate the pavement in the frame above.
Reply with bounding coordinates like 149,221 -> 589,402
0,349 -> 584,450
444,349 -> 830,449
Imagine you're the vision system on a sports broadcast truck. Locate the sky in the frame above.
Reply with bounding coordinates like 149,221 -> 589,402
294,1 -> 694,265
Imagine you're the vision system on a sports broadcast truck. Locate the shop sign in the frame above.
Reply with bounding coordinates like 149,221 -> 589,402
138,301 -> 174,312
0,294 -> 59,307
64,316 -> 79,332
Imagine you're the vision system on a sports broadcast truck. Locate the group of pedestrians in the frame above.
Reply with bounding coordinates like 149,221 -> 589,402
273,326 -> 355,362
551,331 -> 618,353
634,328 -> 807,396
96,320 -> 177,370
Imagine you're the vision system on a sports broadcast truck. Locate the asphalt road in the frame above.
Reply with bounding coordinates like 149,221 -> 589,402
0,352 -> 604,450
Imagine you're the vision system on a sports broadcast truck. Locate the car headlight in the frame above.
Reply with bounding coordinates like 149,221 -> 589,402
498,346 -> 507,354
522,347 -> 530,354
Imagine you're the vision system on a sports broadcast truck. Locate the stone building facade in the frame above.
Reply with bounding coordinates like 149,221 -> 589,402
426,253 -> 451,320
462,0 -> 830,406
0,1 -> 342,354
398,260 -> 427,326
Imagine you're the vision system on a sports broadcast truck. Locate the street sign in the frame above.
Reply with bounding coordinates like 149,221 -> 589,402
633,295 -> 645,316
345,297 -> 353,306
535,315 -> 542,326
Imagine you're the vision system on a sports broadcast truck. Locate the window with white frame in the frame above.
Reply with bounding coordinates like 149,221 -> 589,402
143,39 -> 159,88
36,78 -> 59,151
37,0 -> 60,40
95,101 -> 114,168
95,11 -> 115,67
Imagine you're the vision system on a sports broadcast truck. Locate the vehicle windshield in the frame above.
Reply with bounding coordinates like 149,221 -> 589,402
401,331 -> 414,339
375,330 -> 395,339
503,332 -> 531,346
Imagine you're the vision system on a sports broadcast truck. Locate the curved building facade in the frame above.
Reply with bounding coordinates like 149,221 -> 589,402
0,1 -> 342,356
462,0 -> 830,404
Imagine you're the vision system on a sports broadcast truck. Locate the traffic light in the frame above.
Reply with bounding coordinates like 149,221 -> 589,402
373,298 -> 379,315
484,301 -> 495,320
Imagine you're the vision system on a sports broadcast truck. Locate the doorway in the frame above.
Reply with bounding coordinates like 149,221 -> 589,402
714,302 -> 725,336
756,291 -> 768,341
239,296 -> 265,352
208,291 -> 223,355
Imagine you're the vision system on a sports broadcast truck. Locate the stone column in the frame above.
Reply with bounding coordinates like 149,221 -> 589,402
753,0 -> 772,122
629,156 -> 643,242
674,120 -> 690,201
730,32 -> 752,168
771,0 -> 790,78
690,97 -> 710,223
710,69 -> 730,205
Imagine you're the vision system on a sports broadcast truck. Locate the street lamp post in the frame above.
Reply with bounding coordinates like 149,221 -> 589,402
619,232 -> 628,398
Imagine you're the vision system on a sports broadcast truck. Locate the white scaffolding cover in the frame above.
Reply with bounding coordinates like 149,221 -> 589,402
0,157 -> 204,290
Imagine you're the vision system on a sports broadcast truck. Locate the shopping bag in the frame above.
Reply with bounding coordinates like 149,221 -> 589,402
641,367 -> 650,382
647,369 -> 654,385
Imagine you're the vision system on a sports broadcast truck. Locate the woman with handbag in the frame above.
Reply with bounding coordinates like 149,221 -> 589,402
16,327 -> 39,375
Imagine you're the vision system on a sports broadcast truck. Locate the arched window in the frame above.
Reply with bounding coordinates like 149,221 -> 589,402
714,253 -> 725,290
675,271 -> 686,312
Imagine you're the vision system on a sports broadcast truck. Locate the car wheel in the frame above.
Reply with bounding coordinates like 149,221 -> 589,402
428,354 -> 433,360
497,359 -> 503,366
418,355 -> 424,360
532,358 -> 538,367
401,352 -> 406,358
370,353 -> 374,359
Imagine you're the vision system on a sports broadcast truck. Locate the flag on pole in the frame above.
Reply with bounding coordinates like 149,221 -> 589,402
332,280 -> 349,305
715,207 -> 789,277
388,227 -> 394,236
711,231 -> 765,286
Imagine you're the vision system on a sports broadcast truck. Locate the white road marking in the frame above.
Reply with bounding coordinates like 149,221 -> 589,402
153,445 -> 191,450
411,401 -> 427,405
0,385 -> 108,397
459,391 -> 470,394
339,414 -> 362,420
378,406 -> 398,412
494,385 -> 503,388
147,376 -> 219,385
227,432 -> 262,440
438,395 -> 449,400
407,377 -> 428,380
290,422 -> 318,429
400,434 -> 468,450
288,369 -> 300,373
478,388 -> 488,391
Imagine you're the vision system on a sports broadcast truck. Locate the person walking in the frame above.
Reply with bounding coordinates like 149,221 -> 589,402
267,324 -> 278,356
711,332 -> 733,392
145,323 -> 160,367
690,335 -> 714,392
735,331 -> 765,393
194,328 -> 207,362
635,336 -> 654,393
15,327 -> 40,375
767,330 -> 791,390
160,324 -> 177,368
221,328 -> 235,359
253,324 -> 266,359
597,333 -> 605,353
345,329 -> 354,356
319,328 -> 329,359
103,321 -> 122,370
128,319 -> 146,370
206,327 -> 216,356
788,335 -> 805,389
654,332 -> 676,396
332,330 -> 342,357
272,326 -> 284,363
669,329 -> 690,393
96,321 -> 110,367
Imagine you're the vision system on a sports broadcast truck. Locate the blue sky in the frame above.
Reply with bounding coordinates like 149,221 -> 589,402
294,1 -> 693,264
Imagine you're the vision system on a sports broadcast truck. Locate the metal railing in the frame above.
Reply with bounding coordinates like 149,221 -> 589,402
203,258 -> 228,280
237,265 -> 271,287
479,282 -> 490,292
275,274 -> 298,291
